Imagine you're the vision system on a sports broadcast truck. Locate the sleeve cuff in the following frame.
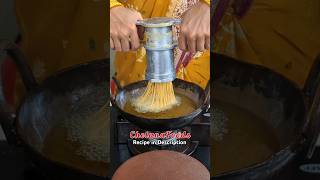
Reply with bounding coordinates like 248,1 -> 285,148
110,0 -> 123,9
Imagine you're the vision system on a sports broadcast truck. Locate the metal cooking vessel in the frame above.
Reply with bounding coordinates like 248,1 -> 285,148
0,40 -> 109,180
111,77 -> 209,131
212,53 -> 320,179
137,17 -> 181,82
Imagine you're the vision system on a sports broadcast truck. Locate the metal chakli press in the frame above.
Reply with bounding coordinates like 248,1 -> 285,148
109,17 -> 210,176
137,17 -> 180,83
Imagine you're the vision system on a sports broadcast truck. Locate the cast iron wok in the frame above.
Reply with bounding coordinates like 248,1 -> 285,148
0,40 -> 109,180
112,77 -> 209,131
212,53 -> 320,180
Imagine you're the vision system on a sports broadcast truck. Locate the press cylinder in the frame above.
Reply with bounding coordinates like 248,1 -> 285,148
137,18 -> 181,83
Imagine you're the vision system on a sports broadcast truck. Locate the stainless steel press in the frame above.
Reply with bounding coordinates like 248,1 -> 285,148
136,17 -> 181,82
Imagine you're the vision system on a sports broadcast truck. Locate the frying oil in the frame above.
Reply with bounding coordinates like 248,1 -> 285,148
124,92 -> 196,119
42,124 -> 108,177
211,101 -> 280,175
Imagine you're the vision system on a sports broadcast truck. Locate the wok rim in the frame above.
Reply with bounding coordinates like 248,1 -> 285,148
211,144 -> 298,178
17,136 -> 107,179
14,59 -> 109,179
211,53 -> 308,178
113,79 -> 207,131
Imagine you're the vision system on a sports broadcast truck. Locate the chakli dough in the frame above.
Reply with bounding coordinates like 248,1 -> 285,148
132,82 -> 180,113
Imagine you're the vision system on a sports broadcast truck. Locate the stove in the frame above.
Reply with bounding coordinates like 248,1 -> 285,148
2,119 -> 320,180
107,107 -> 211,177
0,141 -> 44,180
275,146 -> 320,180
3,141 -> 320,180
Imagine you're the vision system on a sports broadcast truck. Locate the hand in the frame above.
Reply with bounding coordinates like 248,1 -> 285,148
179,1 -> 210,53
110,6 -> 142,51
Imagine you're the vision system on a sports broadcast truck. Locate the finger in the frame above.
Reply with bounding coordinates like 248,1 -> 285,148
178,33 -> 187,51
113,36 -> 122,51
130,28 -> 140,50
110,37 -> 115,50
187,36 -> 196,53
205,35 -> 210,50
196,36 -> 205,52
120,37 -> 130,51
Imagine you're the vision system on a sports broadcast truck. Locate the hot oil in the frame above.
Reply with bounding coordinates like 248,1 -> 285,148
211,100 -> 280,175
124,92 -> 196,119
42,124 -> 108,177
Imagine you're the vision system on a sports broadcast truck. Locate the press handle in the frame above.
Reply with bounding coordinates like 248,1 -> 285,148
136,18 -> 181,27
136,18 -> 181,41
135,20 -> 144,26
172,19 -> 182,25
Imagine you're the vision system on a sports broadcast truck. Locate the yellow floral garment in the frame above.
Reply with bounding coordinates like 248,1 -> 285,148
111,0 -> 211,8
110,0 -> 211,89
214,0 -> 320,88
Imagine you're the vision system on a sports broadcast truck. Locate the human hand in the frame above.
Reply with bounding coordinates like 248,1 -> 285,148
178,1 -> 210,53
110,6 -> 142,51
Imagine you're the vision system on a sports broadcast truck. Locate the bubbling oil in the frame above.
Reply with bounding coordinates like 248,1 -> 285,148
124,92 -> 197,119
42,125 -> 108,177
65,104 -> 109,163
41,85 -> 109,177
211,101 -> 280,175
